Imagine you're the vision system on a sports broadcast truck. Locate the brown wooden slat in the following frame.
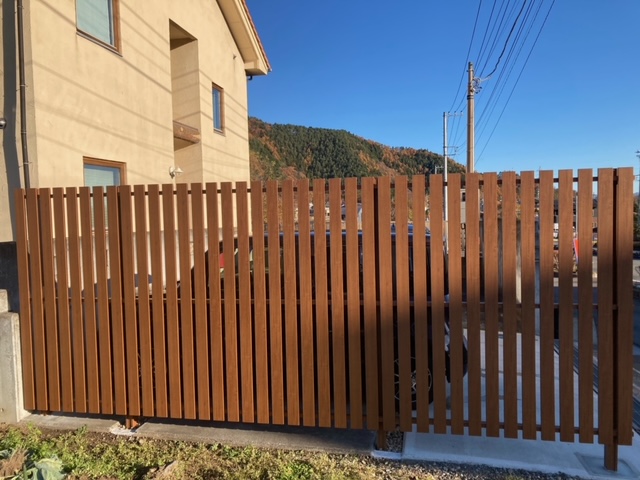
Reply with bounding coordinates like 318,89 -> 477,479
176,184 -> 195,419
539,171 -> 557,440
615,167 -> 634,445
205,183 -> 225,421
411,176 -> 430,432
520,172 -> 537,439
14,189 -> 35,410
39,189 -> 61,411
66,187 -> 86,412
148,184 -> 167,417
394,177 -> 412,431
92,187 -> 113,414
162,183 -> 182,418
282,180 -> 300,425
266,180 -> 285,424
52,188 -> 74,412
312,179 -> 332,428
296,179 -> 316,427
597,169 -> 614,445
107,186 -> 126,415
191,184 -> 210,420
345,177 -> 363,429
236,182 -> 255,423
447,174 -> 465,435
134,185 -> 154,417
465,173 -> 482,436
26,189 -> 47,411
576,169 -> 594,443
377,176 -> 395,431
501,172 -> 518,438
328,178 -> 347,428
558,170 -> 575,441
79,187 -> 100,413
221,182 -> 240,422
251,181 -> 270,424
361,178 -> 379,430
429,175 -> 447,434
482,173 -> 500,437
120,186 -> 141,416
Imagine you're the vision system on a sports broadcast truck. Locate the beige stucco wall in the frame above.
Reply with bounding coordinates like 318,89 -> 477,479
0,0 -> 260,242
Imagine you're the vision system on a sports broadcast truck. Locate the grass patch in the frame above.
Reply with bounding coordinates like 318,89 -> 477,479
0,423 -> 577,479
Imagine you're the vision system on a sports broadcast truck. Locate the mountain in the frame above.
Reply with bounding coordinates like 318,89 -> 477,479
248,117 -> 465,181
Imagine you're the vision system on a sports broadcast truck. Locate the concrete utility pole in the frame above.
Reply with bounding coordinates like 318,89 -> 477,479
467,62 -> 476,174
636,150 -> 640,217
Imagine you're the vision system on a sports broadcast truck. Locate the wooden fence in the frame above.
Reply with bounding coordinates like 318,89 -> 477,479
14,168 -> 634,466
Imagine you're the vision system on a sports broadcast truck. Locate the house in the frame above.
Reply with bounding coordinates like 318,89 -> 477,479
0,0 -> 270,307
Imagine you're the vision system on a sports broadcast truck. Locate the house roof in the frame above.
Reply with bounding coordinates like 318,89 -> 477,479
218,0 -> 271,75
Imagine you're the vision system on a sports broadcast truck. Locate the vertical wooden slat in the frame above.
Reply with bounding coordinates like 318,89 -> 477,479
134,185 -> 154,417
148,184 -> 167,417
482,173 -> 500,437
597,169 -> 614,445
615,167 -> 634,445
79,187 -> 100,413
206,183 -> 225,421
447,174 -> 465,435
465,174 -> 482,436
266,180 -> 285,424
345,177 -> 363,429
39,189 -> 60,411
191,183 -> 210,420
411,176 -> 430,432
15,189 -> 35,410
312,179 -> 332,428
282,180 -> 300,425
162,183 -> 182,418
577,169 -> 594,442
120,186 -> 140,416
429,175 -> 447,433
52,188 -> 73,412
236,182 -> 255,423
501,172 -> 518,438
329,178 -> 347,428
92,187 -> 113,414
176,183 -> 195,419
66,187 -> 86,412
377,176 -> 395,431
251,181 -> 270,424
26,189 -> 47,411
361,178 -> 379,429
297,179 -> 316,426
107,186 -> 126,415
539,171 -> 556,440
520,172 -> 537,439
558,170 -> 575,441
221,182 -> 240,422
394,177 -> 412,431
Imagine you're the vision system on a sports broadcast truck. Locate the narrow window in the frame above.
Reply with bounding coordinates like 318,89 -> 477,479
76,0 -> 120,49
84,157 -> 125,187
84,157 -> 126,228
212,83 -> 224,133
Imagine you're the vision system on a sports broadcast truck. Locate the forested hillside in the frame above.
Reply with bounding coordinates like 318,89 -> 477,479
249,117 -> 465,181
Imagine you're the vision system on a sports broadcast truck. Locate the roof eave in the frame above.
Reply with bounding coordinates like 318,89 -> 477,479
217,0 -> 271,75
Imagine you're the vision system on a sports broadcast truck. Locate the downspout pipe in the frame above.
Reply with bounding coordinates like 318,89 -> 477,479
16,0 -> 29,188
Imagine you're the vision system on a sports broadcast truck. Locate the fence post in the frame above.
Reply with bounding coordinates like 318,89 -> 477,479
0,290 -> 29,423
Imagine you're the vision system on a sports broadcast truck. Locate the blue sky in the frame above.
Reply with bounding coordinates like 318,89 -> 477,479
246,0 -> 639,182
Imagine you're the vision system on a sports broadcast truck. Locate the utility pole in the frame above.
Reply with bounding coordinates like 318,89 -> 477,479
636,150 -> 640,222
467,62 -> 476,174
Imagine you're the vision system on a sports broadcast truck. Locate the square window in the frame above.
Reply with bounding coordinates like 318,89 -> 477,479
212,84 -> 224,133
77,0 -> 119,49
